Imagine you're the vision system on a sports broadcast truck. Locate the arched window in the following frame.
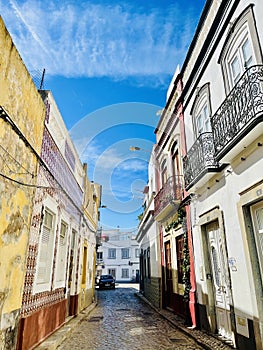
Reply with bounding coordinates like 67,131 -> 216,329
160,158 -> 167,187
219,5 -> 262,93
191,83 -> 212,138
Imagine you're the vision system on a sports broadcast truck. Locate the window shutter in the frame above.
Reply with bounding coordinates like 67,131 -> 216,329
56,221 -> 68,282
37,225 -> 50,283
36,209 -> 55,287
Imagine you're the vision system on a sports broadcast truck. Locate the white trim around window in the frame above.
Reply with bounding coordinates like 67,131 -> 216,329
54,215 -> 70,289
219,5 -> 263,93
191,83 -> 212,138
33,198 -> 57,294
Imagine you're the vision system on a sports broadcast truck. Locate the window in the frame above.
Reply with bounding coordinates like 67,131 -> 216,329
55,220 -> 68,284
219,6 -> 262,93
171,141 -> 180,179
196,103 -> 211,134
108,248 -> 116,259
161,158 -> 167,187
135,248 -> 140,258
82,246 -> 87,285
108,269 -> 116,278
176,235 -> 184,284
121,248 -> 129,259
191,83 -> 211,138
68,229 -> 77,290
36,208 -> 56,290
228,35 -> 254,86
97,251 -> 103,262
122,269 -> 129,278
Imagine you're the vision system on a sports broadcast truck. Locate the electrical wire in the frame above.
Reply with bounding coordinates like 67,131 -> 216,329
0,144 -> 36,177
0,105 -> 97,233
0,172 -> 57,189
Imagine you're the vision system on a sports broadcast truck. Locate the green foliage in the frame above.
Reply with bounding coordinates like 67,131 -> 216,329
164,208 -> 185,232
137,213 -> 143,221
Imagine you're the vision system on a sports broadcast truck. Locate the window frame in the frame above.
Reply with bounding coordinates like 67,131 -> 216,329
227,26 -> 254,86
191,83 -> 212,139
121,268 -> 129,279
108,248 -> 116,259
121,248 -> 129,259
54,218 -> 69,288
219,5 -> 263,94
97,251 -> 103,262
160,158 -> 168,188
34,202 -> 57,294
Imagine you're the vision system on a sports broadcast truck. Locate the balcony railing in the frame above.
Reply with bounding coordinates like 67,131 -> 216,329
96,258 -> 104,264
154,176 -> 182,219
211,65 -> 263,158
183,132 -> 219,189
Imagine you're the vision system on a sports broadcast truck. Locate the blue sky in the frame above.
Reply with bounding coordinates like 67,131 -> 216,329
1,0 -> 205,231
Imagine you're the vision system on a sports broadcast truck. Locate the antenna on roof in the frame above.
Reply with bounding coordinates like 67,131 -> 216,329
39,68 -> 45,90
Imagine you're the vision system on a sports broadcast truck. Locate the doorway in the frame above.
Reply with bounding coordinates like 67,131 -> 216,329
250,201 -> 263,278
164,240 -> 173,309
204,221 -> 234,342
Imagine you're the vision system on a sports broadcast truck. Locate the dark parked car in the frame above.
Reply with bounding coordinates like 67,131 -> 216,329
97,274 -> 115,289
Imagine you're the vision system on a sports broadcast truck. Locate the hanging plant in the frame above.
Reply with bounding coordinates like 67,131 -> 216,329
165,207 -> 185,232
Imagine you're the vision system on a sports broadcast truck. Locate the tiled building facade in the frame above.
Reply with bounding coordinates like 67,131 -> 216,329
17,91 -> 100,349
0,17 -> 100,350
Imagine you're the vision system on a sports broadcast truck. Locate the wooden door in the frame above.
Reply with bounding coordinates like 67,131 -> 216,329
164,241 -> 173,308
206,221 -> 233,341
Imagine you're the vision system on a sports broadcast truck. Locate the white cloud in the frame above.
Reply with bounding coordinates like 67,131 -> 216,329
116,159 -> 147,173
83,144 -> 146,173
1,0 -> 199,83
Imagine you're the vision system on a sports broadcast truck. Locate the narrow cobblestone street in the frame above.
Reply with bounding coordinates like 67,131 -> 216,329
57,284 -> 205,350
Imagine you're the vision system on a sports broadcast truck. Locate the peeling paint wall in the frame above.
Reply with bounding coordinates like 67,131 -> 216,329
0,16 -> 45,349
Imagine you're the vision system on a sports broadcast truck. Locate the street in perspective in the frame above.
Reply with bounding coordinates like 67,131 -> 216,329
57,284 -> 205,350
1,0 -> 263,349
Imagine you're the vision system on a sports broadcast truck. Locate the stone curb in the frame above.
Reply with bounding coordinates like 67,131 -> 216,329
134,291 -> 234,350
34,301 -> 97,350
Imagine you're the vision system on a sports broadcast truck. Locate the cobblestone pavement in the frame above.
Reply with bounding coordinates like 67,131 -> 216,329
57,285 -> 205,350
136,293 -> 233,350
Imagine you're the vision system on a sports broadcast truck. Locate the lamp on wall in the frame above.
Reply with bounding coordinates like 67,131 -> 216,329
129,146 -> 151,153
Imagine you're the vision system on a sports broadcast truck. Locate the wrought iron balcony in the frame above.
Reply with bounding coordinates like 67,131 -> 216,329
154,176 -> 182,221
211,65 -> 263,161
183,132 -> 219,189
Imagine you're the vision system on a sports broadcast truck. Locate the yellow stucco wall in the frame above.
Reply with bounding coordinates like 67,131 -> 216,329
0,16 -> 45,317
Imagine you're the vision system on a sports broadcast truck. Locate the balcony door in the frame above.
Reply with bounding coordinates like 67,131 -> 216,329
205,221 -> 233,343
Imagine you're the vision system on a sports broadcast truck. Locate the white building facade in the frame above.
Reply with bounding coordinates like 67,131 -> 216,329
136,152 -> 161,308
97,230 -> 140,283
181,0 -> 263,349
